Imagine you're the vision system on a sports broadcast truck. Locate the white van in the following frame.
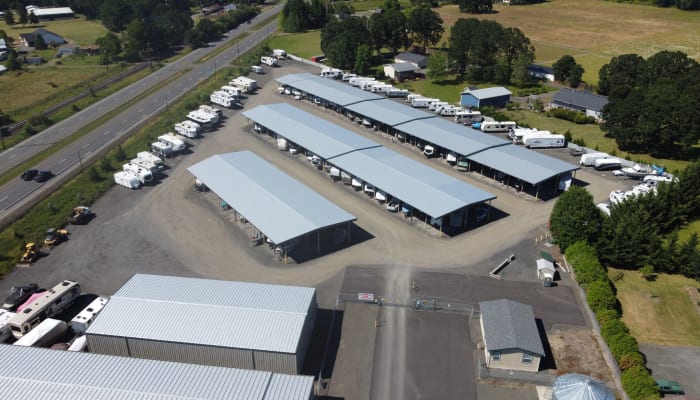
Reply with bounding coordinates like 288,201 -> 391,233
114,171 -> 141,189
580,152 -> 609,166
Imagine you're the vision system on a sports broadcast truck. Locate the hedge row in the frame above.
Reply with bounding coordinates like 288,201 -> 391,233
565,241 -> 660,400
546,107 -> 597,124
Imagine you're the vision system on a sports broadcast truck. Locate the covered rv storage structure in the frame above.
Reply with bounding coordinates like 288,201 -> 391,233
0,345 -> 314,400
243,103 -> 497,233
86,274 -> 317,375
188,150 -> 357,254
276,73 -> 579,199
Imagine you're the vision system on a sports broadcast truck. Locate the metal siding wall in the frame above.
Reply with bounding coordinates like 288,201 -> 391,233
86,334 -> 129,356
295,297 -> 318,373
460,94 -> 478,109
126,338 -> 255,369
254,350 -> 297,374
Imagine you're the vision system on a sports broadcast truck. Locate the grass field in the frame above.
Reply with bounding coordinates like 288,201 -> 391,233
608,268 -> 700,346
677,220 -> 700,243
437,0 -> 700,85
268,30 -> 322,59
0,17 -> 108,46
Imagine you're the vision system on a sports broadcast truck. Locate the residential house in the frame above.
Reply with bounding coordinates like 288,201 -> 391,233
479,299 -> 545,372
550,89 -> 609,121
460,87 -> 512,109
19,29 -> 66,48
394,52 -> 427,69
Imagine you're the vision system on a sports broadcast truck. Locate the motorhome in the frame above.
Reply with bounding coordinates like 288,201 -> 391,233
594,158 -> 622,171
480,121 -> 517,132
13,318 -> 67,347
0,309 -> 16,343
220,85 -> 243,98
579,152 -> 610,166
272,49 -> 287,58
151,141 -> 174,158
429,101 -> 448,111
8,280 -> 80,338
174,120 -> 201,138
260,56 -> 278,66
198,105 -> 222,120
360,80 -> 380,90
406,93 -> 422,103
70,296 -> 108,334
320,67 -> 343,79
122,163 -> 154,184
158,133 -> 186,152
349,76 -> 374,87
454,110 -> 483,124
521,132 -> 566,148
508,128 -> 538,144
210,91 -> 237,108
114,171 -> 141,189
230,76 -> 257,93
411,97 -> 432,108
386,89 -> 410,98
137,151 -> 163,166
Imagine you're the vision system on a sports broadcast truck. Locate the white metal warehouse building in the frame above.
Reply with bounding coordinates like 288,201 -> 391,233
86,274 -> 317,375
0,345 -> 314,400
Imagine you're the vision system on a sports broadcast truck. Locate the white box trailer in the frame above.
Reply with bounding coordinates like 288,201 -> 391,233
137,151 -> 163,165
594,157 -> 622,171
521,132 -> 566,148
580,152 -> 609,166
0,309 -> 16,343
480,121 -> 517,132
260,56 -> 278,66
70,296 -> 108,334
14,318 -> 68,347
114,171 -> 141,189
174,120 -> 201,138
158,133 -> 186,152
123,163 -> 154,184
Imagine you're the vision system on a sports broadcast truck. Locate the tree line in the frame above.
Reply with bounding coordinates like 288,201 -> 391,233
599,51 -> 700,159
603,0 -> 699,10
550,161 -> 700,281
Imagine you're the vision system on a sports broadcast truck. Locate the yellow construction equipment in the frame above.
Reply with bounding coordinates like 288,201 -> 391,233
19,243 -> 41,265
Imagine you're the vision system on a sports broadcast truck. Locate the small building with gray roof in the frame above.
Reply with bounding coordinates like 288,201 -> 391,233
384,62 -> 418,80
0,344 -> 314,400
479,299 -> 545,372
551,89 -> 608,121
460,87 -> 512,108
87,274 -> 318,375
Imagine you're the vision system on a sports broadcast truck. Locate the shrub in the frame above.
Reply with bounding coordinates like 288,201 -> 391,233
546,107 -> 597,124
600,317 -> 629,340
586,280 -> 617,312
595,308 -> 620,325
87,166 -> 101,182
618,351 -> 646,370
115,145 -> 127,162
621,366 -> 660,400
566,242 -> 608,288
608,332 -> 639,362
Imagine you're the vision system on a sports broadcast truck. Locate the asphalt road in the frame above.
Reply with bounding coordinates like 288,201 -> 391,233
0,5 -> 282,219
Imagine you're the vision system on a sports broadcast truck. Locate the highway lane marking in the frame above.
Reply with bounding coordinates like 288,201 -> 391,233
103,130 -> 111,136
0,196 -> 7,203
9,154 -> 16,159
122,119 -> 128,124
59,158 -> 66,164
83,143 -> 90,148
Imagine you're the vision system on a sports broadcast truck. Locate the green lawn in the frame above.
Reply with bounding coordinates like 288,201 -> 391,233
608,267 -> 700,346
1,17 -> 108,46
677,220 -> 700,244
268,31 -> 322,59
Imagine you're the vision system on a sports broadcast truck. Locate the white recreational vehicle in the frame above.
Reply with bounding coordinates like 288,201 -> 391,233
405,93 -> 422,103
122,163 -> 154,184
260,56 -> 278,66
277,137 -> 288,151
158,133 -> 186,152
360,80 -> 379,90
371,84 -> 393,93
272,49 -> 287,58
521,132 -> 566,148
129,158 -> 160,175
438,106 -> 459,116
386,89 -> 410,98
341,73 -> 357,81
151,141 -> 174,158
198,105 -> 222,120
220,85 -> 243,98
411,97 -> 432,108
186,110 -> 217,130
320,67 -> 343,79
137,151 -> 163,165
429,101 -> 448,111
480,121 -> 517,132
210,91 -> 237,108
508,128 -> 538,144
594,158 -> 622,171
13,318 -> 67,347
114,171 -> 141,189
174,120 -> 201,138
349,76 -> 374,87
230,76 -> 257,93
580,152 -> 610,166
0,309 -> 16,343
455,110 -> 483,124
70,296 -> 108,334
423,145 -> 436,158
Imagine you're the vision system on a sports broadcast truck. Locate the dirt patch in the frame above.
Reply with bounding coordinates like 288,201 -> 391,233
683,286 -> 700,319
548,326 -> 615,387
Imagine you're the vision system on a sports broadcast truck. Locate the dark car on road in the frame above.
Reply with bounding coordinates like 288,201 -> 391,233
2,283 -> 40,311
33,170 -> 53,182
656,379 -> 684,395
21,169 -> 38,181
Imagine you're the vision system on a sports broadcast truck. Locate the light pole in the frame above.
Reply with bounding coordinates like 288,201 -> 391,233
77,149 -> 84,171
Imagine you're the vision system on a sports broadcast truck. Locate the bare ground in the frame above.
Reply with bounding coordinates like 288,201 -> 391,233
548,326 -> 615,388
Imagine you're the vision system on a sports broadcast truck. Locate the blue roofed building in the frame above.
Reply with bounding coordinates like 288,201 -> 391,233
460,87 -> 512,109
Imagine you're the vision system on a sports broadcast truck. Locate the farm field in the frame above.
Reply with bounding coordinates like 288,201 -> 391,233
437,0 -> 700,85
0,17 -> 108,46
268,31 -> 322,59
609,268 -> 700,346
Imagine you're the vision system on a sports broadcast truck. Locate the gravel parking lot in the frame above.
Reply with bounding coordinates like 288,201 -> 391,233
0,59 -> 630,399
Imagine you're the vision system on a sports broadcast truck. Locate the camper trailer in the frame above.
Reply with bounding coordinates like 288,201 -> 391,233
137,151 -> 163,166
580,153 -> 610,166
150,142 -> 173,158
594,158 -> 622,171
360,80 -> 379,90
455,110 -> 483,124
386,89 -> 410,98
230,76 -> 257,93
220,85 -> 243,98
129,158 -> 160,175
114,171 -> 141,189
341,73 -> 357,81
320,67 -> 343,79
174,120 -> 201,138
371,84 -> 393,93
122,163 -> 153,184
272,49 -> 287,58
480,121 -> 517,132
186,110 -> 217,130
429,101 -> 448,111
70,296 -> 108,333
349,76 -> 374,87
210,91 -> 237,108
13,318 -> 67,347
508,128 -> 538,144
411,97 -> 432,108
260,56 -> 278,66
438,106 -> 459,116
521,132 -> 566,148
158,133 -> 186,152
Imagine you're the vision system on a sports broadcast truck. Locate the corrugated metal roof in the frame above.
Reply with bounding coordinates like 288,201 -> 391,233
386,62 -> 417,72
242,103 -> 381,159
479,299 -> 545,356
553,374 -> 615,400
345,98 -> 435,126
0,345 -> 313,400
187,151 -> 356,244
88,274 -> 316,354
468,145 -> 579,185
461,87 -> 512,99
394,117 -> 510,156
552,89 -> 608,112
395,52 -> 427,64
330,147 -> 496,217
276,73 -> 382,106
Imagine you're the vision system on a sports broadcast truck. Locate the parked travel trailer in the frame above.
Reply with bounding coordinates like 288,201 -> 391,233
151,141 -> 174,158
508,128 -> 538,144
406,93 -> 422,103
277,137 -> 288,151
594,158 -> 622,171
411,97 -> 432,108
521,132 -> 566,148
455,110 -> 483,123
158,133 -> 186,152
13,318 -> 67,347
272,49 -> 287,58
210,91 -> 237,108
137,151 -> 163,165
349,76 -> 374,87
122,163 -> 154,184
198,105 -> 222,119
230,76 -> 257,93
320,67 -> 343,79
220,85 -> 243,98
439,106 -> 459,116
114,171 -> 141,189
429,101 -> 448,111
129,158 -> 160,175
580,152 -> 610,166
341,73 -> 357,81
174,120 -> 201,138
480,121 -> 517,132
186,110 -> 217,130
360,80 -> 379,90
0,309 -> 16,343
260,56 -> 278,66
68,335 -> 88,352
70,296 -> 108,334
386,89 -> 410,98
371,84 -> 393,93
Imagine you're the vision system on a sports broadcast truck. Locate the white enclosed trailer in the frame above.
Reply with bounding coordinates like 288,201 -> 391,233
14,318 -> 68,347
114,171 -> 141,189
521,132 -> 566,148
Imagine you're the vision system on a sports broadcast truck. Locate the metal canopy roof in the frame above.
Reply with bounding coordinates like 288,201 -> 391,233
276,72 -> 382,106
331,147 -> 496,218
395,117 -> 510,156
479,299 -> 545,356
468,145 -> 579,185
242,103 -> 381,159
345,98 -> 435,126
88,274 -> 316,354
187,151 -> 356,244
0,346 -> 313,400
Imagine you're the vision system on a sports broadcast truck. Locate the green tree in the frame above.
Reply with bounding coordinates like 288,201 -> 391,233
3,10 -> 14,25
16,3 -> 27,27
549,186 -> 603,251
6,51 -> 21,71
598,54 -> 646,98
601,201 -> 663,269
567,63 -> 584,87
459,0 -> 493,13
280,0 -> 310,33
321,17 -> 371,70
553,55 -> 584,86
447,18 -> 479,75
308,0 -> 327,29
369,9 -> 408,56
354,44 -> 372,75
122,19 -> 148,62
34,34 -> 47,50
426,52 -> 448,82
87,166 -> 101,182
95,32 -> 122,65
406,6 -> 443,53
99,0 -> 134,32
115,145 -> 127,161
28,11 -> 38,26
